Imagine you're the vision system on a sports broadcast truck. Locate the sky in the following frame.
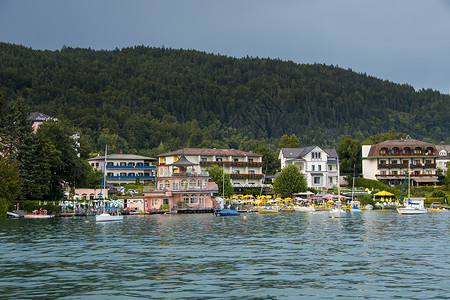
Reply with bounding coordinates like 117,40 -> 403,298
1,0 -> 450,95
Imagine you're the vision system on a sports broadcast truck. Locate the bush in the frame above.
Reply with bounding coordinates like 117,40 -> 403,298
431,190 -> 446,198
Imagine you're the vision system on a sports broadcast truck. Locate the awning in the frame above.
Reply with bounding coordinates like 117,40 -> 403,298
413,178 -> 439,183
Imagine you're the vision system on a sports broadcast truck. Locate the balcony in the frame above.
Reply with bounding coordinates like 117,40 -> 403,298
106,165 -> 156,170
170,172 -> 209,178
107,175 -> 155,180
200,161 -> 263,167
229,173 -> 264,180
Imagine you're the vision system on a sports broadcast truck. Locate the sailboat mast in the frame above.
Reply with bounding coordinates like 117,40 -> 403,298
97,145 -> 107,213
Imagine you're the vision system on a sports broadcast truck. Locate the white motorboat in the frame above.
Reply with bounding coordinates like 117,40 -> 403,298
397,198 -> 427,215
293,205 -> 315,212
96,213 -> 123,222
329,207 -> 346,218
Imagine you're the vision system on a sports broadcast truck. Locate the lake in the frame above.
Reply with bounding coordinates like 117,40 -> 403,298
0,210 -> 449,299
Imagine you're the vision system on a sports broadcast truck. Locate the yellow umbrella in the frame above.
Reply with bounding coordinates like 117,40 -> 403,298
243,195 -> 254,199
373,191 -> 394,197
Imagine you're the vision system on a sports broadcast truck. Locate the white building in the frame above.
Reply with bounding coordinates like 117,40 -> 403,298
279,146 -> 339,190
436,143 -> 450,173
362,137 -> 439,186
157,148 -> 264,188
88,154 -> 157,184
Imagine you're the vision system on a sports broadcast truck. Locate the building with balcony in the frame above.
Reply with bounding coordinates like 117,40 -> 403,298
143,155 -> 218,211
88,154 -> 156,184
279,146 -> 339,190
436,143 -> 450,173
157,148 -> 264,188
362,136 -> 439,186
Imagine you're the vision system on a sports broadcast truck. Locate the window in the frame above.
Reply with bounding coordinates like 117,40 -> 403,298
234,158 -> 238,162
328,165 -> 333,171
201,157 -> 207,162
249,170 -> 255,174
318,165 -> 321,171
329,177 -> 333,184
312,165 -> 315,171
128,162 -> 135,166
198,180 -> 202,188
248,159 -> 253,162
151,199 -> 158,206
233,170 -> 240,174
164,167 -> 168,176
120,162 -> 126,166
217,158 -> 222,162
313,177 -> 321,185
199,195 -> 205,206
191,195 -> 198,204
189,180 -> 196,188
173,181 -> 179,190
163,199 -> 169,205
164,180 -> 170,190
182,194 -> 189,203
181,180 -> 188,188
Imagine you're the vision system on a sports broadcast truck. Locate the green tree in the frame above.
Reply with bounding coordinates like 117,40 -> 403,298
254,144 -> 280,175
36,120 -> 87,200
272,164 -> 307,196
0,158 -> 21,218
207,165 -> 233,198
278,134 -> 302,148
337,135 -> 362,174
2,97 -> 34,199
28,134 -> 61,200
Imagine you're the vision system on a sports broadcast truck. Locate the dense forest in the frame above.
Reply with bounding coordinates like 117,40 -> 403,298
1,42 -> 449,158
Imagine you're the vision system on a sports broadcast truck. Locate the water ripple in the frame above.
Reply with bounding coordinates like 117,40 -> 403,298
0,211 -> 449,299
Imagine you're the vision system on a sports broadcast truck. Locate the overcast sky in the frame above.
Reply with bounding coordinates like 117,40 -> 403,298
1,0 -> 450,94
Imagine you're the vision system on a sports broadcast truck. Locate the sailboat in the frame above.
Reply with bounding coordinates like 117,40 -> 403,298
329,158 -> 346,218
396,165 -> 427,215
95,145 -> 124,222
349,165 -> 362,213
215,163 -> 240,217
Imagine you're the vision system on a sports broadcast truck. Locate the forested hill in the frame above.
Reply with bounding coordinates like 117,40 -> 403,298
1,42 -> 448,155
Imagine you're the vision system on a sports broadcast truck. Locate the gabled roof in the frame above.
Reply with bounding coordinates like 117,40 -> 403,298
28,112 -> 58,122
367,137 -> 437,157
169,155 -> 197,166
281,146 -> 338,159
157,148 -> 262,157
88,154 -> 156,161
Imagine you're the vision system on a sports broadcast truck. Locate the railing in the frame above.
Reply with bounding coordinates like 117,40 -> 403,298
106,165 -> 156,169
171,172 -> 209,177
229,173 -> 264,179
107,176 -> 155,179
200,161 -> 263,167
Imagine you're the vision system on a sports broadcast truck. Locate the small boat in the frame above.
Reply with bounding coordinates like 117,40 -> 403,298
350,204 -> 362,212
397,198 -> 427,214
396,165 -> 427,215
6,212 -> 20,218
24,210 -> 54,219
95,145 -> 123,222
293,205 -> 315,212
257,206 -> 279,214
215,208 -> 240,216
329,207 -> 346,218
96,212 -> 124,222
364,204 -> 374,210
428,202 -> 448,212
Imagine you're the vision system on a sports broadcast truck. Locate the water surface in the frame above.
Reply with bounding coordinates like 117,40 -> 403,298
1,211 -> 449,299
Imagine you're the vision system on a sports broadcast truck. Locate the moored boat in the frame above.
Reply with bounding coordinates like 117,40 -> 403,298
257,206 -> 279,214
215,208 -> 240,216
96,212 -> 123,222
24,210 -> 54,219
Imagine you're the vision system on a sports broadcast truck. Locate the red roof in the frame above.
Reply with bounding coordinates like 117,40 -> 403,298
157,148 -> 262,157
